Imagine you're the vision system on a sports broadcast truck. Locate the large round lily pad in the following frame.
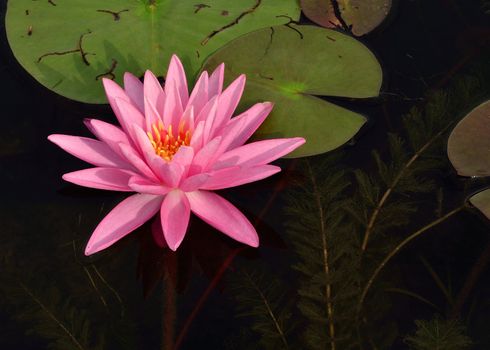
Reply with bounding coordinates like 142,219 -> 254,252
448,100 -> 490,177
202,24 -> 382,157
6,0 -> 299,103
300,0 -> 392,36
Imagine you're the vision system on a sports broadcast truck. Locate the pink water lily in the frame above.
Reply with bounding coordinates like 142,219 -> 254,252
48,55 -> 305,255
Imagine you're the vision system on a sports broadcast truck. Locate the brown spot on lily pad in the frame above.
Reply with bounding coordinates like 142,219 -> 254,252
194,4 -> 211,13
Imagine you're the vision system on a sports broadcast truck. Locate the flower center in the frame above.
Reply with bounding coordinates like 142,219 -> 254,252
147,120 -> 191,161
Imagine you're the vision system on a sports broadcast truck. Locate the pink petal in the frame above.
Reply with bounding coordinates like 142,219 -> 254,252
131,124 -> 164,172
208,63 -> 224,98
144,71 -> 165,107
180,173 -> 210,192
165,54 -> 189,107
195,95 -> 218,125
102,79 -> 144,133
114,97 -> 145,144
129,175 -> 171,195
163,79 -> 184,129
181,106 -> 195,132
172,146 -> 194,177
212,138 -> 305,170
124,72 -> 145,113
144,95 -> 162,131
85,193 -> 163,255
83,118 -> 131,158
190,121 -> 205,151
63,167 -> 134,191
161,190 -> 190,251
132,124 -> 155,154
160,161 -> 185,188
202,97 -> 220,144
212,74 -> 246,134
201,165 -> 281,190
189,136 -> 222,175
144,70 -> 165,129
48,134 -> 127,168
103,77 -> 129,102
119,142 -> 158,182
188,166 -> 238,189
219,102 -> 273,151
187,190 -> 259,247
186,71 -> 208,116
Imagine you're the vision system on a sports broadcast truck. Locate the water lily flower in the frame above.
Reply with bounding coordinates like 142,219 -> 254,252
48,55 -> 305,255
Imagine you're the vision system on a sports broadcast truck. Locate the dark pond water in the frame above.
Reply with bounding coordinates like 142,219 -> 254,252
1,1 -> 490,349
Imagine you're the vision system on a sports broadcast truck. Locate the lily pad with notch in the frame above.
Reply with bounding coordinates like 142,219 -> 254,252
202,24 -> 383,157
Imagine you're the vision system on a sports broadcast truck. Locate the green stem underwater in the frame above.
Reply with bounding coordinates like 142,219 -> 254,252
83,266 -> 108,308
243,271 -> 289,349
358,205 -> 465,315
307,161 -> 336,350
361,124 -> 453,252
20,282 -> 85,350
92,266 -> 125,317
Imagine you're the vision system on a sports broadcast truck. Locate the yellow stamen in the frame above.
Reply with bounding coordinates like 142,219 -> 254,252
152,124 -> 161,144
147,132 -> 152,140
179,120 -> 186,134
147,121 -> 192,161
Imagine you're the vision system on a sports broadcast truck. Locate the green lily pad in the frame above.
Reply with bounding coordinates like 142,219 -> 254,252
6,0 -> 299,103
300,0 -> 392,36
470,189 -> 490,220
202,24 -> 382,157
447,100 -> 490,177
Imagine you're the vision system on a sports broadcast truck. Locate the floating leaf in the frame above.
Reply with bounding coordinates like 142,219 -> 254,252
202,24 -> 382,157
6,0 -> 300,103
470,189 -> 490,220
300,0 -> 392,36
448,100 -> 490,219
447,100 -> 490,177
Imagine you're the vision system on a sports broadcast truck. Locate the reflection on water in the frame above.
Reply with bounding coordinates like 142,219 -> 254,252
1,1 -> 490,349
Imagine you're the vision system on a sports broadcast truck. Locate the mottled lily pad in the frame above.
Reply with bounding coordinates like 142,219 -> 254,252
470,189 -> 490,220
447,100 -> 490,177
300,0 -> 392,36
6,0 -> 299,103
202,25 -> 383,157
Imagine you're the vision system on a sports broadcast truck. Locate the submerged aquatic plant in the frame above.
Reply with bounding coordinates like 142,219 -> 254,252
48,55 -> 305,255
405,316 -> 472,350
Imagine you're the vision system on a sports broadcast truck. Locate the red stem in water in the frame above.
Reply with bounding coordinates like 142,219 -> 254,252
173,160 -> 297,349
173,247 -> 245,350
